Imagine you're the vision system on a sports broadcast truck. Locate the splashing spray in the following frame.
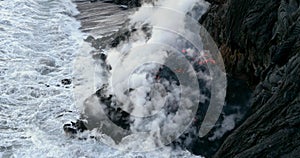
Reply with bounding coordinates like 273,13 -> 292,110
74,0 -> 227,152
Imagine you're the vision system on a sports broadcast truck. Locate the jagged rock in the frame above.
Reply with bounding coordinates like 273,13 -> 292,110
200,0 -> 300,157
214,53 -> 300,158
200,0 -> 300,87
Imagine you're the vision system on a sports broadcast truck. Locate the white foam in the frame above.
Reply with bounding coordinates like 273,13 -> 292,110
0,0 -> 205,157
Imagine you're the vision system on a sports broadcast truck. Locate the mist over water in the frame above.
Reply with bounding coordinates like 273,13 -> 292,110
0,0 -> 209,157
82,0 -> 218,153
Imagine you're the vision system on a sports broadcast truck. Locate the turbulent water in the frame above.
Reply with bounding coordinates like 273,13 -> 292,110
0,0 -> 203,157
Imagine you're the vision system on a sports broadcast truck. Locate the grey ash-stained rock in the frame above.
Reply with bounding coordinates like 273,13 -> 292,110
74,0 -> 135,41
200,0 -> 300,157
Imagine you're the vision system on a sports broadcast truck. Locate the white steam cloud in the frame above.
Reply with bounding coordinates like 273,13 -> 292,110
103,0 -> 210,150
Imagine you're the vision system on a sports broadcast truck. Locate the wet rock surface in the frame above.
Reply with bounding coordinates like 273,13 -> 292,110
61,79 -> 72,85
74,0 -> 134,39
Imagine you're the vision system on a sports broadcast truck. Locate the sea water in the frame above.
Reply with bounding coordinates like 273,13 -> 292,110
0,0 -> 203,157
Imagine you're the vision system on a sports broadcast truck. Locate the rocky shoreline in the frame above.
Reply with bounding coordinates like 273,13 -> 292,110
71,0 -> 299,157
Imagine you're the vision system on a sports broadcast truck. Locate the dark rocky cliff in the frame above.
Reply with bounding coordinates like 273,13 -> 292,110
200,0 -> 300,157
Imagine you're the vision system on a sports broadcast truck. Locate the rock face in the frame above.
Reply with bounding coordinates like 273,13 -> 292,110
75,0 -> 134,39
215,54 -> 300,158
106,0 -> 141,7
200,0 -> 300,157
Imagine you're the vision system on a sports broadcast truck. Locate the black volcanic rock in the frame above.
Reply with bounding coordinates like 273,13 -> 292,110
101,0 -> 141,7
214,52 -> 300,158
200,0 -> 300,157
